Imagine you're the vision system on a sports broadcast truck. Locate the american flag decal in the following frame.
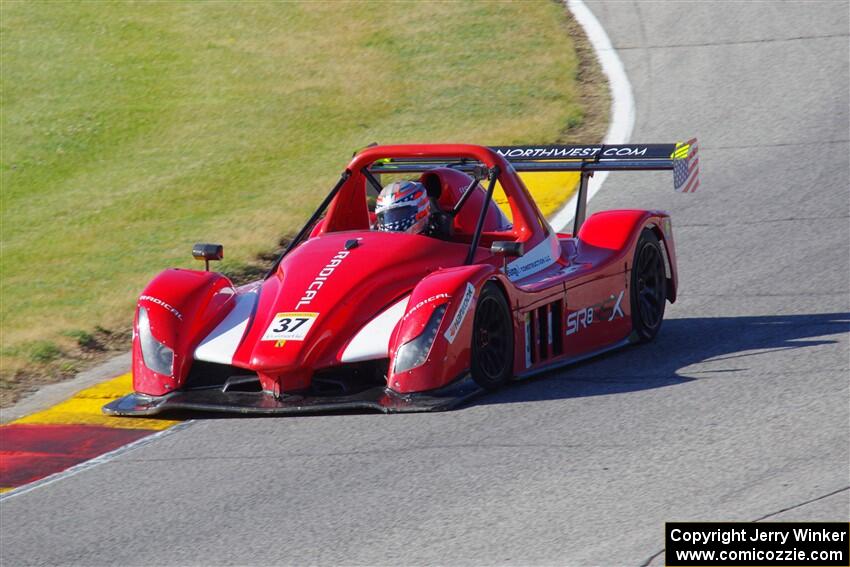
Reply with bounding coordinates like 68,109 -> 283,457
672,138 -> 699,193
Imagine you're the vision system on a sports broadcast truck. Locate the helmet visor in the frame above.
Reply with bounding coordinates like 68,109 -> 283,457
376,205 -> 417,231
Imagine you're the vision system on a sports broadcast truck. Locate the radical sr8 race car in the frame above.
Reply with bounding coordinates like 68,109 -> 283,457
105,141 -> 698,416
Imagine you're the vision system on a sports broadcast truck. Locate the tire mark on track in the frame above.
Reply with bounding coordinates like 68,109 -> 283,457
639,486 -> 850,567
676,215 -> 850,228
631,0 -> 653,135
753,485 -> 850,521
617,33 -> 849,50
706,139 -> 848,150
683,291 -> 849,297
116,441 -> 631,463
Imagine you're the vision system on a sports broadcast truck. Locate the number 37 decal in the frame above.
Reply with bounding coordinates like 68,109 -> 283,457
262,312 -> 319,342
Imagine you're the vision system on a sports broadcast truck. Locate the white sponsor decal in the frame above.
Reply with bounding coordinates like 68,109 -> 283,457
403,293 -> 450,321
566,306 -> 594,335
565,290 -> 625,336
443,283 -> 475,344
492,145 -> 650,160
505,234 -> 560,281
495,146 -> 602,159
601,146 -> 647,157
608,290 -> 625,321
295,250 -> 350,310
139,295 -> 183,320
262,312 -> 319,342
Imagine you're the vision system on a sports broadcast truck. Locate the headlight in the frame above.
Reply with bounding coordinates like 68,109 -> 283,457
138,306 -> 174,376
394,304 -> 447,373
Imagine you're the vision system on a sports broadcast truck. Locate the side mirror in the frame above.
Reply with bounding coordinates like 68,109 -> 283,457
490,241 -> 524,258
192,243 -> 223,271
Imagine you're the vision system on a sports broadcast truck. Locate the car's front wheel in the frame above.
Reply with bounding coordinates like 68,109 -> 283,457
631,228 -> 667,342
470,282 -> 514,389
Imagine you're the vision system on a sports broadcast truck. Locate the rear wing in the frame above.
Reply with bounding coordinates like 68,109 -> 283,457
368,141 -> 698,192
366,139 -> 698,234
491,140 -> 698,234
490,141 -> 699,193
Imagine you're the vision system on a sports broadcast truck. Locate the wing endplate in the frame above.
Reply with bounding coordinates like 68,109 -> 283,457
672,138 -> 699,193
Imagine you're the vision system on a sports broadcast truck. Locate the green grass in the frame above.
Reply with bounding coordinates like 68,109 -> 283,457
1,0 -> 594,378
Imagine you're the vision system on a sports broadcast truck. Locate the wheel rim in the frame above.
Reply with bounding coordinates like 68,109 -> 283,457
474,296 -> 509,379
635,242 -> 665,330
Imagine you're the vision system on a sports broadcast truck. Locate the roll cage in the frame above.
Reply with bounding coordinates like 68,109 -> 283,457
266,142 -> 696,278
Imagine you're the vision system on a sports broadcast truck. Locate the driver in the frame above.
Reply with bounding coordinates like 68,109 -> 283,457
374,180 -> 433,234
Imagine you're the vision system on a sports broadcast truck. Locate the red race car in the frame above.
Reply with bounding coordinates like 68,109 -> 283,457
104,141 -> 698,416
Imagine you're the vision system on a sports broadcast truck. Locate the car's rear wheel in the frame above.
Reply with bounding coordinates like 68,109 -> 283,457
631,228 -> 667,342
471,282 -> 514,389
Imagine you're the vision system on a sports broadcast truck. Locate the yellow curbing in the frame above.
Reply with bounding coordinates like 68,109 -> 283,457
11,373 -> 178,431
494,172 -> 580,222
521,171 -> 581,219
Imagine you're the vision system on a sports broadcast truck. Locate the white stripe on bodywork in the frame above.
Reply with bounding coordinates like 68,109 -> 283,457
341,295 -> 410,363
194,291 -> 258,365
505,233 -> 561,281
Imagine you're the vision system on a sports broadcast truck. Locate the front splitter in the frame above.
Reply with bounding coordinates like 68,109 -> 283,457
102,375 -> 483,417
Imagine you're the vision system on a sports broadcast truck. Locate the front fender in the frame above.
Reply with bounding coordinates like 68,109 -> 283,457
387,264 -> 498,393
133,268 -> 236,396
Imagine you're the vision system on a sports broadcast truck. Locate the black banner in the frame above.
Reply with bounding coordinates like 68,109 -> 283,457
666,522 -> 849,566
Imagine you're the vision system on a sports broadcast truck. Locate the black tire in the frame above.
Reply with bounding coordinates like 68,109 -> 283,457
631,228 -> 667,342
471,282 -> 514,390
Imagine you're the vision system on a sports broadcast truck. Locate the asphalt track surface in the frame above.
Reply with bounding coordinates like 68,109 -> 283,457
2,2 -> 848,565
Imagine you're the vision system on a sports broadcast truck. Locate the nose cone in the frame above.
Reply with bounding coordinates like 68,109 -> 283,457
230,231 -> 469,391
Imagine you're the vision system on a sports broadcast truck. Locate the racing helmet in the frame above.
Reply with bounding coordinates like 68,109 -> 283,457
375,180 -> 431,234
